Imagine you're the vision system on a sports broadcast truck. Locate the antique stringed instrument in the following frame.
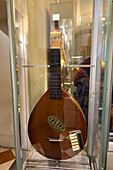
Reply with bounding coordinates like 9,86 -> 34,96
28,19 -> 87,160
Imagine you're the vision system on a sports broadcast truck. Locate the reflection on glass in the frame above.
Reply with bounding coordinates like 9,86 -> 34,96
11,0 -> 109,168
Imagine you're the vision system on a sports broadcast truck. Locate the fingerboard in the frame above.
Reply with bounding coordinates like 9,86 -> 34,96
49,49 -> 61,99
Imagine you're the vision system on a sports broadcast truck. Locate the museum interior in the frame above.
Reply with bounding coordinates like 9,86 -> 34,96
0,0 -> 113,170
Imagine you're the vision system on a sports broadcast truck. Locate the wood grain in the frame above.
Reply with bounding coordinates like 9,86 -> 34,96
28,88 -> 87,160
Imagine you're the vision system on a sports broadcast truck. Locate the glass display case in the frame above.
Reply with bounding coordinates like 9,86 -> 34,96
7,0 -> 112,169
99,1 -> 113,169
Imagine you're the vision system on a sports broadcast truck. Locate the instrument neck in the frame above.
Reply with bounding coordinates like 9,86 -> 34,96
49,49 -> 61,99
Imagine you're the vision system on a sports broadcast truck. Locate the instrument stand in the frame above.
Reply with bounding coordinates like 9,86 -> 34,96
24,150 -> 91,169
48,159 -> 60,168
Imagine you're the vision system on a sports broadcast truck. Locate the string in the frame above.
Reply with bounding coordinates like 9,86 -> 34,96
49,49 -> 51,139
49,49 -> 62,139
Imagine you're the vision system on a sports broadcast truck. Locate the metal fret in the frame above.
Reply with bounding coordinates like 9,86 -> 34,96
50,89 -> 61,91
50,79 -> 61,81
50,87 -> 61,89
49,80 -> 61,82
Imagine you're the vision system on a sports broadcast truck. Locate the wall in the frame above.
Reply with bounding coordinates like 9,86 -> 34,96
0,30 -> 14,148
27,0 -> 73,111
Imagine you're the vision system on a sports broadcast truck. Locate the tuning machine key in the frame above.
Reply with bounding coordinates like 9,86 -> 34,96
69,130 -> 84,152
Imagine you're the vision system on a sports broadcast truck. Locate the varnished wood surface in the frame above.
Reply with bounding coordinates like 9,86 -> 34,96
28,88 -> 87,160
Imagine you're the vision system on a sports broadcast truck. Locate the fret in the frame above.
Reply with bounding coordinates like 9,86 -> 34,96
49,82 -> 61,84
49,82 -> 61,85
50,92 -> 61,96
50,79 -> 61,81
49,81 -> 61,84
49,86 -> 61,88
50,95 -> 61,98
50,78 -> 61,79
49,92 -> 61,93
50,87 -> 61,89
50,96 -> 61,99
50,81 -> 61,83
49,84 -> 61,87
50,73 -> 61,75
50,72 -> 61,74
50,70 -> 61,72
50,89 -> 61,92
49,92 -> 62,94
50,74 -> 61,75
49,85 -> 61,88
49,80 -> 61,82
50,75 -> 61,77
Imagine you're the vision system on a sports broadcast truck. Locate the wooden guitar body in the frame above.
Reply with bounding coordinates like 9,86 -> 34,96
28,88 -> 87,160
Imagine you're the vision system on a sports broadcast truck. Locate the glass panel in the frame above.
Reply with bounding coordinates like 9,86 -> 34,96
99,0 -> 112,169
7,0 -> 21,169
7,0 -> 112,169
13,1 -> 93,169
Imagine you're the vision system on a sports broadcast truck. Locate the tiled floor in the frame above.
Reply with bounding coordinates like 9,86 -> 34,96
0,147 -> 15,170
